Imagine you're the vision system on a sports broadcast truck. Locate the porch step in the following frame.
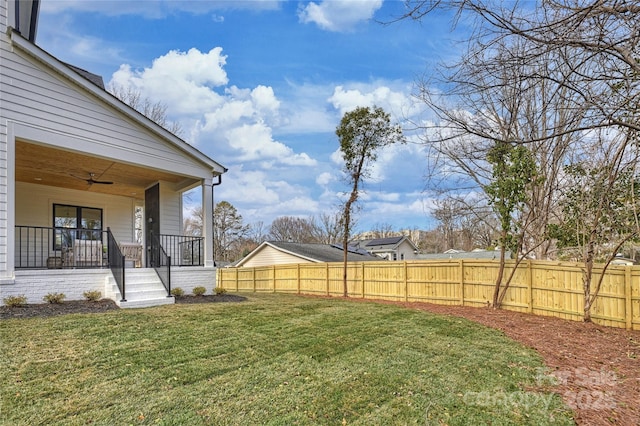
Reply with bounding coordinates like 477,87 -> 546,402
105,268 -> 175,309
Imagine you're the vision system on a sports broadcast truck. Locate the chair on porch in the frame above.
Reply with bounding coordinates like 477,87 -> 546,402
119,242 -> 143,268
64,239 -> 103,267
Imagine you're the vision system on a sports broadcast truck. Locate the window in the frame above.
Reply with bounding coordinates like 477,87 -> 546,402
53,204 -> 103,249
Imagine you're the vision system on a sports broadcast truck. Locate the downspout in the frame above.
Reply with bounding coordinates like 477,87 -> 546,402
211,175 -> 222,267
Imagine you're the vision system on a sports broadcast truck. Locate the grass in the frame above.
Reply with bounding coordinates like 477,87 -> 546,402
0,293 -> 574,425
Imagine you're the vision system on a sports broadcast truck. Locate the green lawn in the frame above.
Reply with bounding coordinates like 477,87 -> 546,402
0,294 -> 574,425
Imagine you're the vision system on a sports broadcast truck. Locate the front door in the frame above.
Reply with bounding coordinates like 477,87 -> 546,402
145,183 -> 160,267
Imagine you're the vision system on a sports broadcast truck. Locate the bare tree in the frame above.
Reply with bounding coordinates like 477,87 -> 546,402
248,221 -> 269,244
214,201 -> 250,262
108,83 -> 183,136
402,0 -> 640,316
183,206 -> 204,237
268,216 -> 319,243
549,130 -> 640,321
402,1 -> 640,134
368,223 -> 396,239
315,212 -> 344,245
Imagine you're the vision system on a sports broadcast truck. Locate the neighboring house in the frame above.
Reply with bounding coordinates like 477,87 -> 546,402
611,254 -> 635,266
1,1 -> 226,307
352,236 -> 419,261
233,241 -> 380,268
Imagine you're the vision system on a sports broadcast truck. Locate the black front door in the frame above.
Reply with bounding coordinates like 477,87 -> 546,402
145,183 -> 160,267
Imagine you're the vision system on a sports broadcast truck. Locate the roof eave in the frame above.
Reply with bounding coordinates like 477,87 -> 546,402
8,28 -> 227,176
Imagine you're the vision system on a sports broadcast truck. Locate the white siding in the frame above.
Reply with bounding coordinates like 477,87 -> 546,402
159,181 -> 181,236
398,241 -> 418,260
16,182 -> 136,241
242,245 -> 311,268
0,0 -> 10,278
1,46 -> 211,178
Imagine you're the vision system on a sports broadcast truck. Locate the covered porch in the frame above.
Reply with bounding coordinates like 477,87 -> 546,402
8,139 -> 219,305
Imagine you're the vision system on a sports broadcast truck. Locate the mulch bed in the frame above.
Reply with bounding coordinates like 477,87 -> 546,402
0,294 -> 246,319
394,301 -> 640,426
0,299 -> 121,319
2,294 -> 638,425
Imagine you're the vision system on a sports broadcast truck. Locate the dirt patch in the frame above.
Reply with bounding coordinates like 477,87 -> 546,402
395,301 -> 640,426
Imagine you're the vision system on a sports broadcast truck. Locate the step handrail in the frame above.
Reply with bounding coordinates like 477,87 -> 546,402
107,228 -> 126,301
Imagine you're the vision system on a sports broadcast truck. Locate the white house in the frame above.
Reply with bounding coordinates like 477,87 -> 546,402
351,236 -> 419,261
0,1 -> 226,307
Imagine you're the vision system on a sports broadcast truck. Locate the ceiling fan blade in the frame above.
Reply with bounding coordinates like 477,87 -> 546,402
70,173 -> 114,185
89,179 -> 114,185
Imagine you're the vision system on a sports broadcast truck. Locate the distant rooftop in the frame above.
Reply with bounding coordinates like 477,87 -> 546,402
268,241 -> 379,263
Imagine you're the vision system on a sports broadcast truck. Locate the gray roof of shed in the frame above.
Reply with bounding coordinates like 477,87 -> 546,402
267,241 -> 379,263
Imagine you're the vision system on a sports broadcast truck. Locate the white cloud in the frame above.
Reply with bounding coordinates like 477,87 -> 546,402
108,47 -> 318,168
316,172 -> 334,186
328,84 -> 416,119
298,0 -> 383,32
110,48 -> 229,115
217,168 -> 281,205
224,122 -> 317,166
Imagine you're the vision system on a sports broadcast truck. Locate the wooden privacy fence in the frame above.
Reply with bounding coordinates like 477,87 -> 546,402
217,259 -> 640,330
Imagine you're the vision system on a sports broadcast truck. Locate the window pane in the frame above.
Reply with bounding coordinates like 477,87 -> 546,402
81,208 -> 102,229
81,208 -> 102,240
54,205 -> 77,228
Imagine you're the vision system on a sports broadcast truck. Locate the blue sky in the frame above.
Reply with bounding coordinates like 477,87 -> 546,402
36,0 -> 463,232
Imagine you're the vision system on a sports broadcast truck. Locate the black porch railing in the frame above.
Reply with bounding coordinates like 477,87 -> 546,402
106,228 -> 126,301
149,231 -> 171,296
15,226 -> 110,269
158,234 -> 204,266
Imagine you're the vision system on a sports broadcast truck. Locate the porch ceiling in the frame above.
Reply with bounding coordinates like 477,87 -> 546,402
16,141 -> 199,198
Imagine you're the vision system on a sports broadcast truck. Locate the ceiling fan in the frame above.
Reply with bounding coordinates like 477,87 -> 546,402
72,173 -> 114,185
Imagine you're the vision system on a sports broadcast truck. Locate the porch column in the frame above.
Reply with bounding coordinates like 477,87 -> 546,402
201,179 -> 214,268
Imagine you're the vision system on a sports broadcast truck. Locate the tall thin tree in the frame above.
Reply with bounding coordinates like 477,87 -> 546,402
336,106 -> 404,296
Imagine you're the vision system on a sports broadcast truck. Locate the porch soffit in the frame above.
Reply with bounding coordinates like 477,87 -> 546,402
16,140 -> 200,198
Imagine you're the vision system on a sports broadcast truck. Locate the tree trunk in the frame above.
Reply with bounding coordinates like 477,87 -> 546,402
582,240 -> 595,322
492,229 -> 508,308
342,195 -> 356,298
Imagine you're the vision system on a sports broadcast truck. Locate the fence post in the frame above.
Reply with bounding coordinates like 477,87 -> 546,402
326,263 -> 330,296
273,265 -> 276,293
235,268 -> 239,292
625,266 -> 632,330
527,260 -> 534,313
404,261 -> 408,302
362,263 -> 366,298
459,259 -> 465,306
297,263 -> 301,295
253,267 -> 256,293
